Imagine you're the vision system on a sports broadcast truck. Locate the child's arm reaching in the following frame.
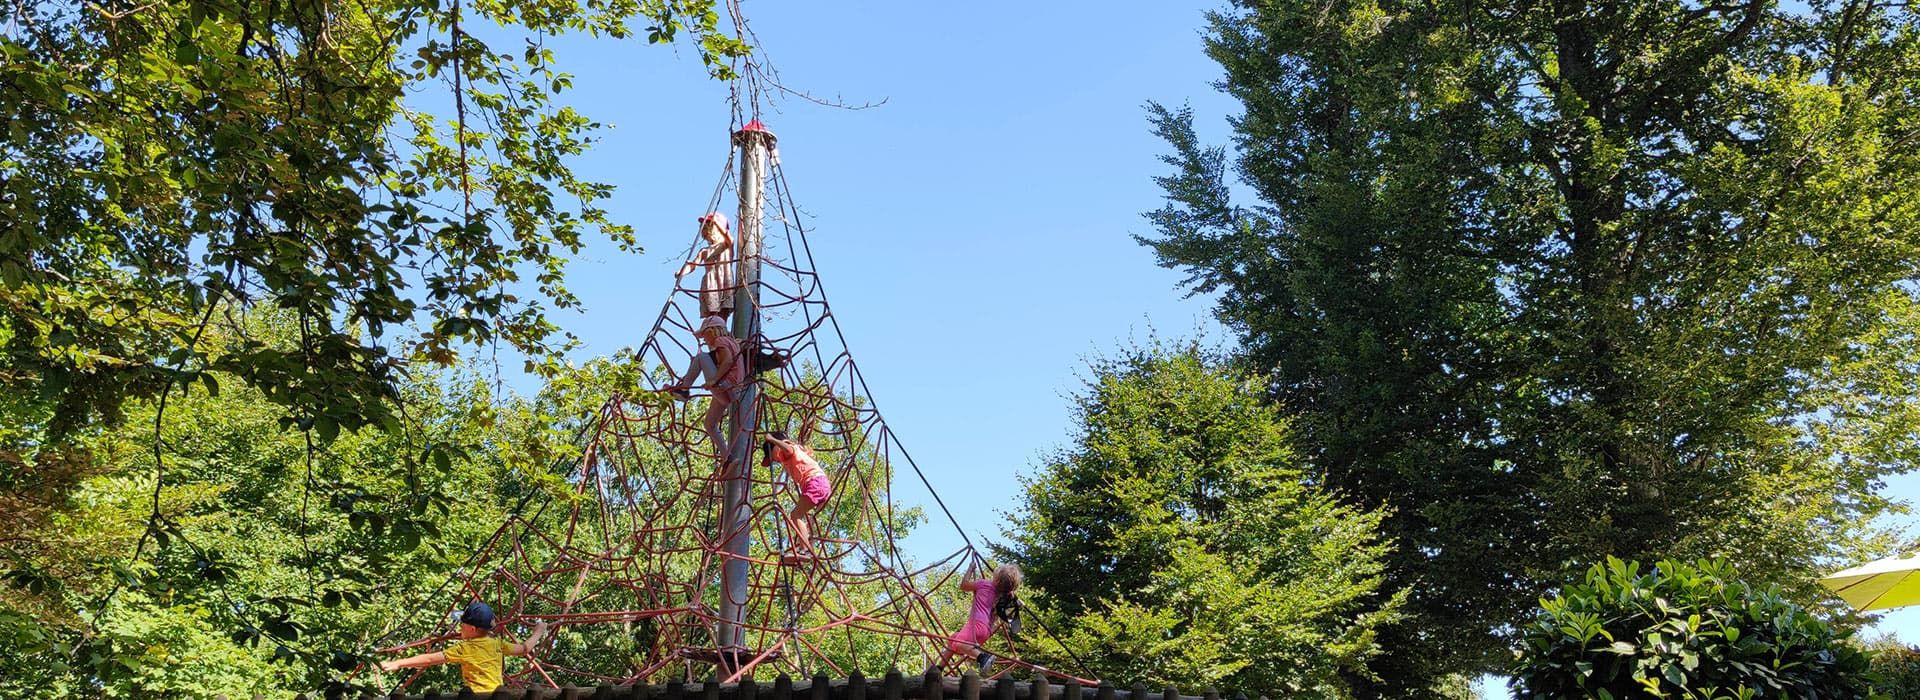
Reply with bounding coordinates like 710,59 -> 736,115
379,651 -> 448,672
959,579 -> 979,592
676,248 -> 705,279
506,621 -> 550,657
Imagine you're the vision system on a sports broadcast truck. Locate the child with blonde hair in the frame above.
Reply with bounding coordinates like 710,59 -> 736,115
675,212 -> 736,320
941,563 -> 1022,673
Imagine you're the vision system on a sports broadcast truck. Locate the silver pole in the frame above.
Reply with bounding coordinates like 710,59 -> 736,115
717,121 -> 774,652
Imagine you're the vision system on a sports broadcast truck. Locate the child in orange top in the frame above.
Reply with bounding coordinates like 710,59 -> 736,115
941,564 -> 1021,674
762,430 -> 831,559
379,601 -> 548,693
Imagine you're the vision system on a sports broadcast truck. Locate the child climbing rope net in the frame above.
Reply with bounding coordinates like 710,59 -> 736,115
367,124 -> 1092,692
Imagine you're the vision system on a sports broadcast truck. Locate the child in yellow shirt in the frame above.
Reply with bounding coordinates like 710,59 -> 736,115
379,601 -> 549,693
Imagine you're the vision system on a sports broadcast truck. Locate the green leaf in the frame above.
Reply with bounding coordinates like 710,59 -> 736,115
315,415 -> 339,443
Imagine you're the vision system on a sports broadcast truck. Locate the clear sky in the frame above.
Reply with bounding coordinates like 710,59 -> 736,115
508,1 -> 1237,559
476,1 -> 1916,695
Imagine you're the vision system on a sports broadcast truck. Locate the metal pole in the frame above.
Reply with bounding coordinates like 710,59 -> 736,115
717,120 -> 775,652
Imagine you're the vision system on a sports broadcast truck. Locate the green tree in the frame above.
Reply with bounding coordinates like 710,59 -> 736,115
3,2 -> 745,691
0,341 -> 539,696
1143,1 -> 1920,693
1002,343 -> 1401,697
1864,637 -> 1920,700
1,0 -> 744,449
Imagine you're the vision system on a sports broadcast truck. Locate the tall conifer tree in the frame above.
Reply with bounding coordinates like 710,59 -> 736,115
1144,2 -> 1920,694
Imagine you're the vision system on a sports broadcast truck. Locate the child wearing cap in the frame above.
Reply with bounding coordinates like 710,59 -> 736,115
762,429 -> 832,560
675,212 -> 737,321
378,601 -> 549,693
664,316 -> 746,453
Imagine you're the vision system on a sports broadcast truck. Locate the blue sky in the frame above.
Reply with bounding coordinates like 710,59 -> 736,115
472,1 -> 1917,693
508,1 -> 1237,558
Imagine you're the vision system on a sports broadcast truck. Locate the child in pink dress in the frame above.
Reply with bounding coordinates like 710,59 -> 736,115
942,563 -> 1022,673
675,212 -> 736,321
763,430 -> 832,559
664,315 -> 745,453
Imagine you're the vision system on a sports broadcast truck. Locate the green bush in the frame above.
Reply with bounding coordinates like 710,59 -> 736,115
1513,557 -> 1872,699
1870,641 -> 1920,699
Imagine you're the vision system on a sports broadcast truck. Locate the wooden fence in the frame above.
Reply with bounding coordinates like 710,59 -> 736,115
228,670 -> 1274,700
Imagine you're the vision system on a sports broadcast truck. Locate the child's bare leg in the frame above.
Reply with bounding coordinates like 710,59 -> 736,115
790,498 -> 816,553
937,638 -> 976,674
702,399 -> 728,454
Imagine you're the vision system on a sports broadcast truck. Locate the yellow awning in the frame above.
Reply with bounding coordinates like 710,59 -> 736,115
1821,554 -> 1920,611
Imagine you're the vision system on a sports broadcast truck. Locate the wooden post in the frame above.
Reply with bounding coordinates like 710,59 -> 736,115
1060,679 -> 1080,700
1031,676 -> 1050,700
810,672 -> 831,700
1093,685 -> 1114,700
848,669 -> 868,700
718,119 -> 775,650
992,677 -> 1015,700
958,672 -> 981,700
1128,682 -> 1147,700
1160,686 -> 1177,700
883,669 -> 905,700
923,668 -> 945,700
704,675 -> 723,700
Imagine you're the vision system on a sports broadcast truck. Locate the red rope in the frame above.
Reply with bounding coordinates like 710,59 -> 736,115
377,168 -> 1095,691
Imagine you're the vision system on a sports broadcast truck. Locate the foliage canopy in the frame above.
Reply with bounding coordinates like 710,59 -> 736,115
2,0 -> 745,443
1143,0 -> 1920,692
1002,343 -> 1402,697
2,0 -> 747,692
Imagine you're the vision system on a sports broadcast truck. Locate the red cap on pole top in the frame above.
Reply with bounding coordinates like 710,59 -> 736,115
733,119 -> 776,147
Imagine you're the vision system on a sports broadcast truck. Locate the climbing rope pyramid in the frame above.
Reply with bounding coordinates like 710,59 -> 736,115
373,123 -> 1087,690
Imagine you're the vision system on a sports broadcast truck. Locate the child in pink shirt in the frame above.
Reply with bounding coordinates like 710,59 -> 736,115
664,315 -> 745,453
941,563 -> 1022,673
763,430 -> 832,559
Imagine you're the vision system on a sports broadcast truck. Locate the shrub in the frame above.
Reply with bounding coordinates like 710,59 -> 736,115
1513,557 -> 1872,699
1870,641 -> 1920,699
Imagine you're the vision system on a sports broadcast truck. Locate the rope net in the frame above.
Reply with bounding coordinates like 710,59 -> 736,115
374,130 -> 1090,690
